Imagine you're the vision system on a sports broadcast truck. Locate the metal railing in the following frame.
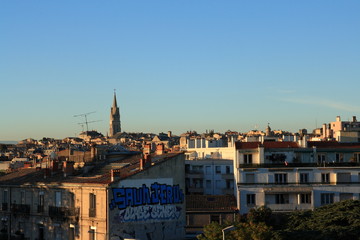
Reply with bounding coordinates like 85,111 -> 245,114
11,204 -> 30,214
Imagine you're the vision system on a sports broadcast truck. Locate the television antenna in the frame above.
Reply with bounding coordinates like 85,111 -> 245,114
78,120 -> 102,132
74,111 -> 96,132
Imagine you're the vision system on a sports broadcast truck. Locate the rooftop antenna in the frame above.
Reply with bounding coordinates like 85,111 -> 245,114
78,120 -> 102,132
74,111 -> 96,132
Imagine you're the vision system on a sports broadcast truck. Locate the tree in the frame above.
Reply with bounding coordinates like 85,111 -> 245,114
281,200 -> 360,240
197,206 -> 276,240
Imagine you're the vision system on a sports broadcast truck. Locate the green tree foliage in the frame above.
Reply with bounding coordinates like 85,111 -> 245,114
197,206 -> 275,240
281,200 -> 360,240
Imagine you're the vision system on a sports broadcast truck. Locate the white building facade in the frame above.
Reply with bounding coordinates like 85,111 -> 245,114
234,141 -> 360,214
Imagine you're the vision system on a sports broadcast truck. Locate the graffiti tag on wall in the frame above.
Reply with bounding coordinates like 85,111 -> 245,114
110,182 -> 184,222
110,182 -> 184,210
114,205 -> 182,222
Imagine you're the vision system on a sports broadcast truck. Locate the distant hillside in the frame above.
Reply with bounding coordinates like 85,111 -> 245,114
0,141 -> 18,144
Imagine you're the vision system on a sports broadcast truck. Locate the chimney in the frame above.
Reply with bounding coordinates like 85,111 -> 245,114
353,116 -> 357,122
167,131 -> 172,138
63,161 -> 74,177
23,162 -> 32,168
140,153 -> 152,170
156,143 -> 165,155
336,116 -> 341,122
143,143 -> 151,155
110,169 -> 121,182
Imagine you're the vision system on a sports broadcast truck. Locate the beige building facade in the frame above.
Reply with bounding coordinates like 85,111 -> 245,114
0,153 -> 185,240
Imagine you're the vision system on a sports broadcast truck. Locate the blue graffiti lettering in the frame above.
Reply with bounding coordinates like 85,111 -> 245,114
110,183 -> 184,210
115,205 -> 182,222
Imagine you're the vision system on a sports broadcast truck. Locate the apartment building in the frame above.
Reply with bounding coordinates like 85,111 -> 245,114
0,152 -> 185,240
234,141 -> 360,214
183,135 -> 235,196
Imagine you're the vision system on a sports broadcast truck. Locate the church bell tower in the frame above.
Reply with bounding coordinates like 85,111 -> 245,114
109,91 -> 121,137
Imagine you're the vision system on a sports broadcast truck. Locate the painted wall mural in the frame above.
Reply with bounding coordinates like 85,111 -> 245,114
110,182 -> 184,223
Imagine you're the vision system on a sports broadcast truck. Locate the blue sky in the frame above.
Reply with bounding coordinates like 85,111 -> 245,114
1,1 -> 360,141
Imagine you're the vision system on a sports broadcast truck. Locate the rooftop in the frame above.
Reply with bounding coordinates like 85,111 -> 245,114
0,152 -> 183,186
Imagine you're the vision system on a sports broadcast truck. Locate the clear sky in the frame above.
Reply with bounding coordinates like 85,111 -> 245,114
1,1 -> 360,141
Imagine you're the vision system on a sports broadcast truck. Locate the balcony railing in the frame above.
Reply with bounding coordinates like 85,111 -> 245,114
187,187 -> 204,194
239,162 -> 360,168
49,206 -> 80,221
1,203 -> 8,211
11,204 -> 30,215
266,203 -> 312,212
221,173 -> 234,180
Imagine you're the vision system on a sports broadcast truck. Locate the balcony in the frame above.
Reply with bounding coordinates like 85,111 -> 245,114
185,170 -> 204,179
11,204 -> 30,215
187,187 -> 204,194
1,203 -> 8,211
49,206 -> 80,221
239,162 -> 360,169
221,173 -> 234,180
266,203 -> 312,212
89,208 -> 96,218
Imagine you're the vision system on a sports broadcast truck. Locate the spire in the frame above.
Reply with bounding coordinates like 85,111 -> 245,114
109,89 -> 121,137
113,89 -> 117,108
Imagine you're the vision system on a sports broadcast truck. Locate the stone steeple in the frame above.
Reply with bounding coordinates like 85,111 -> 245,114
109,91 -> 121,137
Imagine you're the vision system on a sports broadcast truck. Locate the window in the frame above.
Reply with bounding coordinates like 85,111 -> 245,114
192,165 -> 203,172
55,191 -> 61,207
206,180 -> 211,189
38,225 -> 45,240
226,166 -> 231,174
226,180 -> 233,189
210,215 -> 220,223
300,193 -> 311,204
89,193 -> 96,217
2,190 -> 8,211
20,191 -> 25,204
300,173 -> 309,183
275,194 -> 289,204
336,153 -> 344,163
274,173 -> 287,184
69,225 -> 75,240
18,221 -> 24,234
321,173 -> 330,183
2,190 -> 7,203
317,154 -> 326,163
321,193 -> 334,205
247,194 -> 256,206
215,180 -> 221,189
244,154 -> 253,164
215,166 -> 221,174
38,191 -> 44,213
354,153 -> 360,162
89,226 -> 96,240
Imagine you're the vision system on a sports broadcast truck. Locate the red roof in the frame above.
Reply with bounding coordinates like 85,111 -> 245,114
235,141 -> 299,149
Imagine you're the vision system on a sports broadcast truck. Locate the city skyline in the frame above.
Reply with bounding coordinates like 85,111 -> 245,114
1,1 -> 360,141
